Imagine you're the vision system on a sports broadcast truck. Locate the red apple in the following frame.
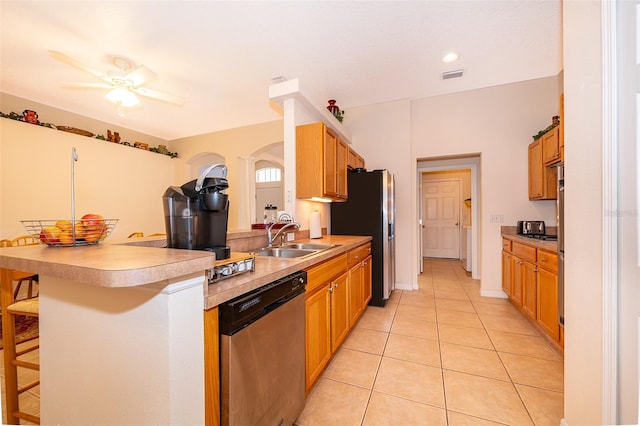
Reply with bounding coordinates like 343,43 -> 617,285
81,213 -> 106,241
40,226 -> 61,245
81,213 -> 105,230
81,213 -> 104,226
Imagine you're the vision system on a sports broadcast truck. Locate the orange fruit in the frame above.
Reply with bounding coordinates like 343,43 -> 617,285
59,230 -> 75,245
73,223 -> 87,239
56,220 -> 73,231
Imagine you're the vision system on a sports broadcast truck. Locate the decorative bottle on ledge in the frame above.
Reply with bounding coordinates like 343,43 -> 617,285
326,100 -> 344,122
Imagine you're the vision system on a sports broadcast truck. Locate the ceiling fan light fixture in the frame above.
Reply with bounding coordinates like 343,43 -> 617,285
105,87 -> 139,107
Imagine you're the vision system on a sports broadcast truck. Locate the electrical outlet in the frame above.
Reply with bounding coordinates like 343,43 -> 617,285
490,214 -> 504,223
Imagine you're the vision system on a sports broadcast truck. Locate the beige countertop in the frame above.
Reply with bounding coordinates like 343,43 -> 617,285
0,242 -> 217,288
203,235 -> 371,309
0,233 -> 371,308
501,226 -> 558,252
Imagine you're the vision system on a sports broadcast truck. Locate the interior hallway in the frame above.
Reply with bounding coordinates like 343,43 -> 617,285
297,258 -> 564,426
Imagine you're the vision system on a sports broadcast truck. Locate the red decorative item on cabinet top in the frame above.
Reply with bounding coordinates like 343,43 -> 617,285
327,100 -> 339,115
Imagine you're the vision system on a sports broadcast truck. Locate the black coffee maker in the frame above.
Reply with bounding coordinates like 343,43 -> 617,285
163,164 -> 231,260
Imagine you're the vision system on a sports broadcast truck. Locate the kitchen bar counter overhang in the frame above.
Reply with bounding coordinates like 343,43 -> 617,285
0,233 -> 371,425
0,234 -> 371,306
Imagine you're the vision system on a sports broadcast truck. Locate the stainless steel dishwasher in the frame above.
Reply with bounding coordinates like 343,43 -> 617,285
219,271 -> 307,426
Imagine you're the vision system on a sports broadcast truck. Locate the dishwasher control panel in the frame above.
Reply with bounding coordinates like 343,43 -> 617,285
218,271 -> 307,335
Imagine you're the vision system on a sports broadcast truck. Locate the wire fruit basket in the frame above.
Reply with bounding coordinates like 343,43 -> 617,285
22,219 -> 118,247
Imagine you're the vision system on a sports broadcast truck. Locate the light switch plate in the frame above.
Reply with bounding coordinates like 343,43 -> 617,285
490,214 -> 504,223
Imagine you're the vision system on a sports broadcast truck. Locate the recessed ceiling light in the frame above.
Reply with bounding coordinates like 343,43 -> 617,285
442,52 -> 459,63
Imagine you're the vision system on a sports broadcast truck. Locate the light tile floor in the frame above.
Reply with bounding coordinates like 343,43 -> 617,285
0,259 -> 564,425
297,258 -> 564,426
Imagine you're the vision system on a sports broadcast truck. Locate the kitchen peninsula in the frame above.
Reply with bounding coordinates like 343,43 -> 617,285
0,233 -> 370,425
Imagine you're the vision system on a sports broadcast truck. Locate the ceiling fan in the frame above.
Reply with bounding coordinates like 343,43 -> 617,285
49,50 -> 185,112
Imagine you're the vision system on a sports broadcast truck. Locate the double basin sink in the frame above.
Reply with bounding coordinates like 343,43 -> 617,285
254,243 -> 339,258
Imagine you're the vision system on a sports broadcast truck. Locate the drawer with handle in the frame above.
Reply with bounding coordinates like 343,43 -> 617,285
537,249 -> 558,273
347,243 -> 372,267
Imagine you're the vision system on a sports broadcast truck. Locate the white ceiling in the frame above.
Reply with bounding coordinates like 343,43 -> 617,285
0,1 -> 562,141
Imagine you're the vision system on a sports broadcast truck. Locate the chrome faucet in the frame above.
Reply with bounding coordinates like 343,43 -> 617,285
267,221 -> 300,247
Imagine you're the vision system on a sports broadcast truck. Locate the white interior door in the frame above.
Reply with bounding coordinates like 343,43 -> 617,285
422,180 -> 460,258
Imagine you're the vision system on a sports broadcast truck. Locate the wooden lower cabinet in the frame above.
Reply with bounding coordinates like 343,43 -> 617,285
537,254 -> 560,341
204,307 -> 220,426
348,262 -> 363,328
501,238 -> 562,347
521,260 -> 537,320
362,255 -> 372,306
502,250 -> 512,296
305,243 -> 372,393
510,256 -> 524,308
305,283 -> 332,393
330,272 -> 349,351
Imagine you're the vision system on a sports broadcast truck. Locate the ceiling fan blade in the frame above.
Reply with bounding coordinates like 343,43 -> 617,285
131,87 -> 185,106
49,50 -> 109,83
126,65 -> 157,87
62,82 -> 113,90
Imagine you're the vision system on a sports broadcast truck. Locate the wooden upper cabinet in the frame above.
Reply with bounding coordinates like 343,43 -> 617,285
528,139 -> 558,200
347,147 -> 365,170
542,127 -> 561,165
323,127 -> 338,197
296,122 -> 348,201
336,138 -> 348,199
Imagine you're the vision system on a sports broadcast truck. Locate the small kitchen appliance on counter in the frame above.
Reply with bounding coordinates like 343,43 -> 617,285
517,220 -> 558,241
517,220 -> 546,236
516,220 -> 557,241
163,164 -> 231,260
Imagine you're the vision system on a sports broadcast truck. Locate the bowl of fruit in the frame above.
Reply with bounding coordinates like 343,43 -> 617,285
22,214 -> 118,247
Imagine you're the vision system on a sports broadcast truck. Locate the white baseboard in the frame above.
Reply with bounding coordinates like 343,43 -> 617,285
480,289 -> 508,299
394,283 -> 414,291
560,418 -> 569,426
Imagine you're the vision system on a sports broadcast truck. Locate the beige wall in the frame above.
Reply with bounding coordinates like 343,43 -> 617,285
616,1 -> 639,423
0,94 -> 286,238
0,118 -> 178,239
563,1 -> 604,423
411,77 -> 560,294
1,92 -> 168,148
171,120 -> 283,230
344,99 -> 413,289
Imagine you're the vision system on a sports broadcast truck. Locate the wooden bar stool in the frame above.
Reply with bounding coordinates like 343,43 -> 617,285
5,237 -> 39,301
1,268 -> 41,425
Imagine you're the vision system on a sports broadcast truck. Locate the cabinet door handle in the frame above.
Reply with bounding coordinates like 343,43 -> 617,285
328,286 -> 333,293
540,257 -> 547,262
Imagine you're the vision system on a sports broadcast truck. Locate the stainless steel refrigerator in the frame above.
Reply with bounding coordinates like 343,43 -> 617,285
330,169 -> 395,306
